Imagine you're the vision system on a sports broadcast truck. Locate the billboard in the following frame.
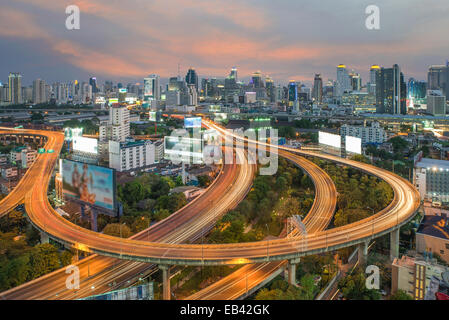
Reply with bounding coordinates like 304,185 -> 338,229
72,137 -> 98,154
149,111 -> 158,122
184,117 -> 202,128
214,113 -> 228,122
345,136 -> 362,154
64,128 -> 83,142
61,159 -> 116,211
319,131 -> 341,149
164,136 -> 203,163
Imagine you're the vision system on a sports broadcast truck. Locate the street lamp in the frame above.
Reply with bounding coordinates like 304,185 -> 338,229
265,224 -> 269,261
367,207 -> 375,238
120,222 -> 126,258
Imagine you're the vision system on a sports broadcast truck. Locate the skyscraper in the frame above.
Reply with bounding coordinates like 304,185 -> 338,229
312,74 -> 323,103
230,67 -> 238,82
335,64 -> 351,97
8,73 -> 22,104
89,77 -> 98,93
427,90 -> 446,116
428,63 -> 449,98
349,72 -> 362,91
368,65 -> 381,95
407,78 -> 427,102
376,64 -> 407,115
185,68 -> 199,91
251,71 -> 263,88
32,79 -> 47,104
144,74 -> 161,101
265,76 -> 275,102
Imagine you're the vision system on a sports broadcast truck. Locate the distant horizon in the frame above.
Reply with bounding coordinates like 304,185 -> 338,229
1,0 -> 449,87
0,62 -> 437,89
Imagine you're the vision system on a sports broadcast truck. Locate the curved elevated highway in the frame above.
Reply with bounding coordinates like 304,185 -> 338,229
0,122 -> 420,300
187,149 -> 337,300
0,128 -> 256,300
1,125 -> 420,266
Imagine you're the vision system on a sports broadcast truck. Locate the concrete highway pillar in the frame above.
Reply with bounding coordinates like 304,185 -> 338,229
358,241 -> 369,265
40,232 -> 49,244
159,265 -> 171,300
287,258 -> 300,286
390,229 -> 400,261
90,210 -> 98,232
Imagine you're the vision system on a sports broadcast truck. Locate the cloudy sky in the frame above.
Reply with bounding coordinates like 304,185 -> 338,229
1,0 -> 448,86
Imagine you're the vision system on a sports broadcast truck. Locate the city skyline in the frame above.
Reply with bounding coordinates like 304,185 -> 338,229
1,0 -> 449,85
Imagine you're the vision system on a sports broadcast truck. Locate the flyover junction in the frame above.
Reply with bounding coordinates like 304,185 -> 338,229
0,124 -> 420,300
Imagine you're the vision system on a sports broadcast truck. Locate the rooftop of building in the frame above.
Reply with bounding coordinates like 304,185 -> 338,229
170,186 -> 201,194
417,214 -> 449,240
416,157 -> 449,170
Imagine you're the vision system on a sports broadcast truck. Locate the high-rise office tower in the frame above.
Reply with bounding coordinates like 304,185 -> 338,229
407,78 -> 427,103
265,76 -> 275,102
312,74 -> 323,103
251,71 -> 263,88
144,74 -> 161,101
230,67 -> 238,81
288,80 -> 298,102
201,78 -> 211,97
288,80 -> 299,112
185,68 -> 199,91
89,77 -> 98,93
427,90 -> 447,116
428,62 -> 449,98
187,84 -> 198,106
32,79 -> 47,104
376,64 -> 407,115
349,72 -> 362,91
100,105 -> 130,142
335,64 -> 351,97
104,81 -> 113,93
8,73 -> 22,104
368,65 -> 381,95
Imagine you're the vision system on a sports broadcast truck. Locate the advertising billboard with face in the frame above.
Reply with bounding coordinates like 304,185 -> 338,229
61,159 -> 116,211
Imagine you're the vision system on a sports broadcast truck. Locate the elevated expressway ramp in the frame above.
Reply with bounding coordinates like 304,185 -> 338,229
1,125 -> 420,266
0,128 -> 49,218
187,149 -> 337,300
0,128 -> 256,300
1,122 -> 420,299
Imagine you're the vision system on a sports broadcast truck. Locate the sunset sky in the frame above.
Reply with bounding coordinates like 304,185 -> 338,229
1,0 -> 449,86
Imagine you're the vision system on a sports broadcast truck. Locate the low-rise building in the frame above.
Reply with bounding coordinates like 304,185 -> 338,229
170,186 -> 205,201
21,148 -> 37,168
154,140 -> 164,163
414,158 -> 449,203
392,255 -> 449,300
9,146 -> 27,163
109,139 -> 155,172
0,165 -> 18,179
416,214 -> 449,264
340,121 -> 387,145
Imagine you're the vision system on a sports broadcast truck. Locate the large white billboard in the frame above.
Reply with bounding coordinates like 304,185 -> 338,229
73,137 -> 98,154
319,131 -> 341,149
345,136 -> 362,154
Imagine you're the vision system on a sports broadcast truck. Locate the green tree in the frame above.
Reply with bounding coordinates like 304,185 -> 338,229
389,290 -> 413,300
338,269 -> 381,300
102,223 -> 132,238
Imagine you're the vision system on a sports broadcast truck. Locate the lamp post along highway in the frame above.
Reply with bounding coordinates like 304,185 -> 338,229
265,224 -> 269,261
